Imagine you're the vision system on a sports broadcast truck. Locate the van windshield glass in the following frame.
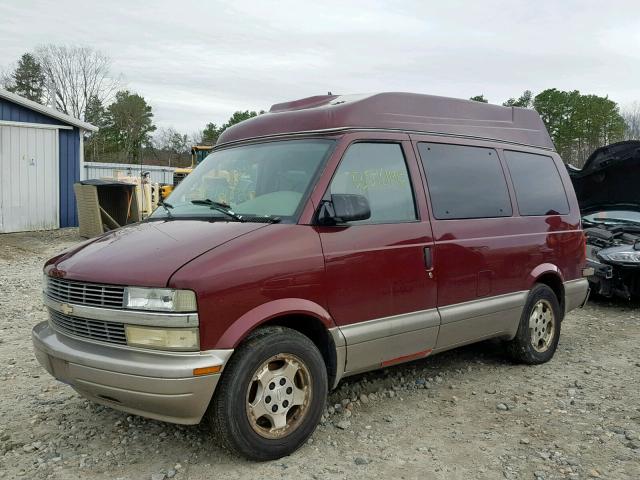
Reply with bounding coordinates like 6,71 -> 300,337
152,139 -> 334,222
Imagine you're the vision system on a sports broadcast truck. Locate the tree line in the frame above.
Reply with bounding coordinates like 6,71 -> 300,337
2,45 -> 639,169
1,47 -> 262,167
470,90 -> 638,166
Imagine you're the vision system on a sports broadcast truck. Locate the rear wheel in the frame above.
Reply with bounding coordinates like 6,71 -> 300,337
507,284 -> 562,364
209,326 -> 327,461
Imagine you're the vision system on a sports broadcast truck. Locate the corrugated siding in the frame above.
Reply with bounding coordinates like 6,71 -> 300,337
0,98 -> 80,228
84,162 -> 175,184
0,98 -> 58,124
59,128 -> 80,227
0,125 -> 59,232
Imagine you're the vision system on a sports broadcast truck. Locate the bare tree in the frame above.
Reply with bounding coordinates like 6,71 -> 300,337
622,102 -> 640,140
0,64 -> 14,89
153,127 -> 190,167
190,130 -> 204,145
35,45 -> 120,121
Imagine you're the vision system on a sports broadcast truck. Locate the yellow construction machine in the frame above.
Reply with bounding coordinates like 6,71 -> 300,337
160,145 -> 214,199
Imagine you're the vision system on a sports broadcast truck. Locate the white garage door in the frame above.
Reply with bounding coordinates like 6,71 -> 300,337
0,125 -> 59,233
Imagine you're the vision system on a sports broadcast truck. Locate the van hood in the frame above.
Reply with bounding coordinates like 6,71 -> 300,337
568,141 -> 640,213
46,220 -> 267,287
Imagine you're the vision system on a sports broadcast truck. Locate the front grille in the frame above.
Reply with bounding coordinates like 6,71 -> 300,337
46,277 -> 125,309
48,309 -> 127,345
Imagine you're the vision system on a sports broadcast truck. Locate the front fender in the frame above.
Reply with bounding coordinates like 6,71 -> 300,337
215,298 -> 336,349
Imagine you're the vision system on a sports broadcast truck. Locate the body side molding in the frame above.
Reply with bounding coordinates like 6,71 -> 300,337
337,309 -> 440,376
338,308 -> 441,345
436,290 -> 528,350
438,290 -> 528,325
328,327 -> 346,389
338,293 -> 530,377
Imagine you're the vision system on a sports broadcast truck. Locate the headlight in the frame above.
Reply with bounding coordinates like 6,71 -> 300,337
603,251 -> 640,264
125,325 -> 199,351
125,287 -> 197,312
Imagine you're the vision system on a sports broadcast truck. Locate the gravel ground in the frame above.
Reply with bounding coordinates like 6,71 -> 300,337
1,229 -> 639,480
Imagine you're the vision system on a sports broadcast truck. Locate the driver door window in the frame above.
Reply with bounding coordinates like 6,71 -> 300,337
328,142 -> 417,224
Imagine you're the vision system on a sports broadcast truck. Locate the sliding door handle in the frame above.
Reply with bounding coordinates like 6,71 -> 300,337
423,246 -> 433,270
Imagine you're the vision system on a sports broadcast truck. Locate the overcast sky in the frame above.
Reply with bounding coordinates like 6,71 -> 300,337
1,0 -> 639,133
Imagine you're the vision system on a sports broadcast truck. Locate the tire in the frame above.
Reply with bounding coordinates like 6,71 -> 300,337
208,326 -> 328,461
506,284 -> 562,364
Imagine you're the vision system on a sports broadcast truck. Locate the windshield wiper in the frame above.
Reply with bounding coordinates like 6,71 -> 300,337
158,200 -> 174,218
190,199 -> 244,222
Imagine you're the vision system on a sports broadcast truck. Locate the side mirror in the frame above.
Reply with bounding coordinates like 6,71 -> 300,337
317,194 -> 371,225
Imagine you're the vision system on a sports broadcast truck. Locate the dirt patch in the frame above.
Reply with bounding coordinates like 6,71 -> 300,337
1,229 -> 639,479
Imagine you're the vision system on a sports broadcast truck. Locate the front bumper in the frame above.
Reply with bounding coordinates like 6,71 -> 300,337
585,258 -> 640,300
32,321 -> 232,424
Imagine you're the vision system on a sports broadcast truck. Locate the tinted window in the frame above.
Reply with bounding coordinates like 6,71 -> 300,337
418,143 -> 512,219
504,151 -> 569,216
329,143 -> 417,224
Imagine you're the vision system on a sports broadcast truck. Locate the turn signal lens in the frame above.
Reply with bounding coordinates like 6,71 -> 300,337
193,366 -> 222,376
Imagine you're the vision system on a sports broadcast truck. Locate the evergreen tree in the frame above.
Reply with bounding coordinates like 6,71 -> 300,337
103,90 -> 156,162
202,122 -> 221,145
534,89 -> 625,166
469,95 -> 488,103
6,53 -> 45,103
85,95 -> 107,128
503,90 -> 533,108
84,95 -> 109,161
201,110 -> 265,144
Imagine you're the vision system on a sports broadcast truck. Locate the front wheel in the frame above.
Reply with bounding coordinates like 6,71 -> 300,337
506,284 -> 562,364
208,326 -> 328,461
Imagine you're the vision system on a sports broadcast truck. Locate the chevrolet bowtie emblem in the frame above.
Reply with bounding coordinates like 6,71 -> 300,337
60,303 -> 73,315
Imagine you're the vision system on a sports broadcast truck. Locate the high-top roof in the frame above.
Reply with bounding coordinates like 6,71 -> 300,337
217,92 -> 555,150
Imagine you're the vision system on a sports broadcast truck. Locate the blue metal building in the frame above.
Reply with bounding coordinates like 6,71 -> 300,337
0,88 -> 97,233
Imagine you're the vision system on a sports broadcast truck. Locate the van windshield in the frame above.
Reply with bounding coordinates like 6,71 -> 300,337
152,139 -> 334,222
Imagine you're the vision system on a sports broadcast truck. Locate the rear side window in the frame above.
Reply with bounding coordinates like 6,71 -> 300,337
329,142 -> 417,224
504,151 -> 569,216
418,143 -> 512,219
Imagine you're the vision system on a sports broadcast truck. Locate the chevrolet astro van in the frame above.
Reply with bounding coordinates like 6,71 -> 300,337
33,93 -> 590,460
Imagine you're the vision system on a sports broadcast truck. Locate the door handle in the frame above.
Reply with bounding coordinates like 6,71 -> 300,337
423,246 -> 433,270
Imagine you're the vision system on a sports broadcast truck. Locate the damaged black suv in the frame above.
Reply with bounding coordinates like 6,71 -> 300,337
568,141 -> 640,300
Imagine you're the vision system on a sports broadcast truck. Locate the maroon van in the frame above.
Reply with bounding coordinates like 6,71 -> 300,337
33,93 -> 590,460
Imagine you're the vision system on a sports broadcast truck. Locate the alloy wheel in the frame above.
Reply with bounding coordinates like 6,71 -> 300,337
245,353 -> 312,439
529,299 -> 555,352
